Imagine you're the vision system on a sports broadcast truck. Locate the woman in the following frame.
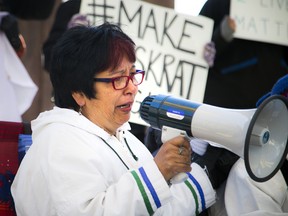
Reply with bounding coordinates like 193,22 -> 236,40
11,23 -> 215,216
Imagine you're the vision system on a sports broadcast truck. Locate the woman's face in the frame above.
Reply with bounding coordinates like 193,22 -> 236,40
82,57 -> 139,135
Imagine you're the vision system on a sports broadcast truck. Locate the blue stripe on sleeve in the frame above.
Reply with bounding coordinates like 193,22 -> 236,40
187,172 -> 206,210
139,167 -> 161,208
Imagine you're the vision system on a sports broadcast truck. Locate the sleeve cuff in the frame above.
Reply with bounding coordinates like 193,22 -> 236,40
187,163 -> 216,211
131,160 -> 172,211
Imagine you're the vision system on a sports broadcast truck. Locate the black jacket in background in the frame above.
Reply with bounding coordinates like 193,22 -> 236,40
43,0 -> 81,72
1,0 -> 55,20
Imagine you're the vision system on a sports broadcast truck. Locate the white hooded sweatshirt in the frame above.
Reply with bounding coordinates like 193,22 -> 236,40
225,158 -> 288,216
11,107 -> 215,216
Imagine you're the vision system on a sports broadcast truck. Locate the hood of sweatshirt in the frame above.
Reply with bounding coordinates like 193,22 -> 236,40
31,106 -> 131,141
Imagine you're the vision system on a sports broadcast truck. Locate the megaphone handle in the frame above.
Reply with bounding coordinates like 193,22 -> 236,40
161,126 -> 191,184
170,172 -> 188,184
169,139 -> 209,184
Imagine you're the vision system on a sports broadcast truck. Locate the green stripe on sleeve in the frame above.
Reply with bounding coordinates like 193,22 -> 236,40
185,180 -> 199,215
131,170 -> 154,215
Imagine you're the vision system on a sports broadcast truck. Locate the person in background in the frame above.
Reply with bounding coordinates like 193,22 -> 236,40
43,0 -> 82,73
0,12 -> 26,58
0,12 -> 38,122
200,0 -> 288,109
11,23 -> 216,216
224,74 -> 288,216
0,0 -> 56,121
0,0 -> 55,58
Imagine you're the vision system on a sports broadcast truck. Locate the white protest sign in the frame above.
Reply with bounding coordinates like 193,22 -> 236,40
80,0 -> 213,125
230,0 -> 288,46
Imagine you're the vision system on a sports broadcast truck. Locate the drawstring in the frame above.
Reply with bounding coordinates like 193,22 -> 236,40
98,131 -> 138,170
123,132 -> 138,161
99,137 -> 129,170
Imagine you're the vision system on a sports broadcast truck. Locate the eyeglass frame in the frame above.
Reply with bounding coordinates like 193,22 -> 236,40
93,69 -> 145,90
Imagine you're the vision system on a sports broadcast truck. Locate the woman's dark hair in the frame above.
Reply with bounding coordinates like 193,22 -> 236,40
50,22 -> 136,110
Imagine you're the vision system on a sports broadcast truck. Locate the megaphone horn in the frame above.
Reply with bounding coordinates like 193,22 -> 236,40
140,94 -> 288,182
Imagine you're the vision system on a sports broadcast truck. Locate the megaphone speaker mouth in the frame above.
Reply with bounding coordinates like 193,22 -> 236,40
244,95 -> 288,182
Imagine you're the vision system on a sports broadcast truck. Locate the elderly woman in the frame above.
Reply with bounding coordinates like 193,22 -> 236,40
11,23 -> 215,216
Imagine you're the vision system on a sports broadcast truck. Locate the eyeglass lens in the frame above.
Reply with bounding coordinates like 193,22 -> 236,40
114,72 -> 143,90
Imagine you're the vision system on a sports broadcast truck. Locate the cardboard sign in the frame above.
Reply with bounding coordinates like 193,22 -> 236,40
230,0 -> 288,46
80,0 -> 213,125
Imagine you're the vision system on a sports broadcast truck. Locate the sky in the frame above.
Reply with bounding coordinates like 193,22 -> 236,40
174,0 -> 207,16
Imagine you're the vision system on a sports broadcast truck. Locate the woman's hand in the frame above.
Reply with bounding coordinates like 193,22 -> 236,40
154,136 -> 192,182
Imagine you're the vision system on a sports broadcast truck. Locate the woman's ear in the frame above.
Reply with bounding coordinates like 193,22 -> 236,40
72,92 -> 86,107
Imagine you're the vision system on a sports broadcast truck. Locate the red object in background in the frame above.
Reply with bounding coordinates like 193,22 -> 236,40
0,121 -> 24,216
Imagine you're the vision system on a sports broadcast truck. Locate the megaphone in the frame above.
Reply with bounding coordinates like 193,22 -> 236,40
140,94 -> 288,182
